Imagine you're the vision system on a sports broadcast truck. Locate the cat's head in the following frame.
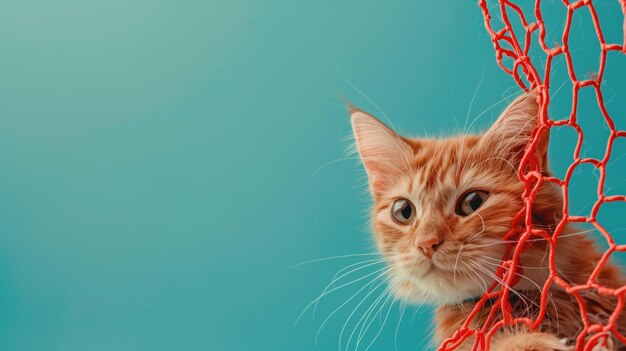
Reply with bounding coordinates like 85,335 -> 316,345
351,91 -> 562,305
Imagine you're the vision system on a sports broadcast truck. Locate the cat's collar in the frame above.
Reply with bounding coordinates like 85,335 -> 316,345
460,295 -> 486,305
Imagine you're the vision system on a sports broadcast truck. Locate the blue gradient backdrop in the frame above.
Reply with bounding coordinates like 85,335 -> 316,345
0,1 -> 624,350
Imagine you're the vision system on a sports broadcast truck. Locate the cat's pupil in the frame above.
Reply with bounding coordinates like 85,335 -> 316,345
456,190 -> 489,216
468,193 -> 482,210
401,203 -> 412,219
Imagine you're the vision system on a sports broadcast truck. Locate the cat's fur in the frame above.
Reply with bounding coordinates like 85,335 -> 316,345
350,91 -> 625,350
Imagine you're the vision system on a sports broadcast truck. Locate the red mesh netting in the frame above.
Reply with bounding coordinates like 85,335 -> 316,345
440,1 -> 626,350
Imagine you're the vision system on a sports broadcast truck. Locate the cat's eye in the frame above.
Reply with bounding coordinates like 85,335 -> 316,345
391,198 -> 415,224
456,190 -> 489,216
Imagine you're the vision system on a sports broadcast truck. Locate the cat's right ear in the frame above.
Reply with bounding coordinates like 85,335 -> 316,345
350,109 -> 412,190
480,90 -> 549,171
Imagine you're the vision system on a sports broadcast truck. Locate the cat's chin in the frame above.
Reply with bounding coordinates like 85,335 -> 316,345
394,281 -> 482,305
390,253 -> 493,304
393,270 -> 487,306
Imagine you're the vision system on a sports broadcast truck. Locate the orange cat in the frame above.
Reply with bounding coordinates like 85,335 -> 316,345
350,91 -> 625,351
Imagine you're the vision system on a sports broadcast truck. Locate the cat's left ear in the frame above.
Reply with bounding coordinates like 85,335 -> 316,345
481,90 -> 549,171
351,109 -> 413,191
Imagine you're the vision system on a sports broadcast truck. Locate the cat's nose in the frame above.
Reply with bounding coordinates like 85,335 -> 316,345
416,237 -> 443,259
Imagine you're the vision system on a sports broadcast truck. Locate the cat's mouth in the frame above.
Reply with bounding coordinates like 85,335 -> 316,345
397,252 -> 453,278
394,260 -> 483,304
399,250 -> 481,282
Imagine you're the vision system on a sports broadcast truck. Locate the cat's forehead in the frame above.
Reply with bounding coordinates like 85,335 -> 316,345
394,135 -> 483,207
408,135 -> 479,156
410,136 -> 479,180
379,134 -> 488,203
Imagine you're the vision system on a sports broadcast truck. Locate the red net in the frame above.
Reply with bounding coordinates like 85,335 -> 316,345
440,1 -> 626,350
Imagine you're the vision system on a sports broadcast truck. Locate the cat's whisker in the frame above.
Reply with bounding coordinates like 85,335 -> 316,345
333,274 -> 393,350
470,265 -> 532,315
411,305 -> 436,351
466,214 -> 486,243
312,258 -> 390,319
469,260 -> 538,311
467,261 -> 520,302
288,253 -> 381,270
393,300 -> 407,351
513,269 -> 561,335
460,262 -> 489,296
466,227 -> 606,250
454,245 -> 465,286
331,258 -> 388,282
409,302 -> 425,326
505,264 -> 561,335
296,265 -> 390,327
361,294 -> 394,351
476,256 -> 548,270
351,287 -> 393,351
344,286 -> 389,351
339,258 -> 408,351
315,268 -> 392,344
297,254 -> 416,327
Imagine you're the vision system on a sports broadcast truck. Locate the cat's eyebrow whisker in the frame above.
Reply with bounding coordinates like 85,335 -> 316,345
311,157 -> 363,178
462,70 -> 484,137
355,156 -> 408,174
464,88 -> 521,136
470,156 -> 517,174
460,116 -> 536,178
455,70 -> 484,172
331,57 -> 414,172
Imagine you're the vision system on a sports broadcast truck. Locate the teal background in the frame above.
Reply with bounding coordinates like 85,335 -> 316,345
0,1 -> 624,350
